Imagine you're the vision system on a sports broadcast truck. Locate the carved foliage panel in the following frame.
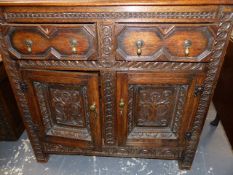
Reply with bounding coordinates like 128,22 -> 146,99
33,81 -> 92,141
127,84 -> 188,140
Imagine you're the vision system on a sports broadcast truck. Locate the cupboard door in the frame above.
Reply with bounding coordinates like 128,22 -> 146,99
116,72 -> 204,148
22,70 -> 101,149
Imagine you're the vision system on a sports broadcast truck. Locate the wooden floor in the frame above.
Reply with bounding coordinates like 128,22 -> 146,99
0,103 -> 232,175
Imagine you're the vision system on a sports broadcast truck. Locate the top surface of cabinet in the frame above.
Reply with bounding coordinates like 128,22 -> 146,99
0,0 -> 232,6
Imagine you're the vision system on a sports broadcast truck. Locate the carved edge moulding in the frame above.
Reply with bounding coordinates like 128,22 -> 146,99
0,22 -> 47,161
101,71 -> 116,145
179,11 -> 233,169
0,5 -> 232,169
1,6 -> 222,23
5,11 -> 218,20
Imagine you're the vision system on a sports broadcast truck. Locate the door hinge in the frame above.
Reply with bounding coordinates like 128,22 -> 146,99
185,131 -> 192,141
194,85 -> 204,97
19,82 -> 28,93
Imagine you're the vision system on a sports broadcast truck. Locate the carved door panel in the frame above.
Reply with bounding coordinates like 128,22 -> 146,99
22,70 -> 101,149
116,72 -> 204,148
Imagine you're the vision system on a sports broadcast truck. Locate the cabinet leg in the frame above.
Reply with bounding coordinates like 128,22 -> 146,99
210,113 -> 220,126
178,159 -> 192,170
35,153 -> 49,163
24,129 -> 49,163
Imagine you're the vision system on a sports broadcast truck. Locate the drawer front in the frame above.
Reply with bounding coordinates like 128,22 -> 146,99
5,24 -> 97,60
116,24 -> 216,62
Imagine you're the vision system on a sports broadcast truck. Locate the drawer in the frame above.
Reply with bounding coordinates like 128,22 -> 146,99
116,24 -> 216,62
5,24 -> 97,60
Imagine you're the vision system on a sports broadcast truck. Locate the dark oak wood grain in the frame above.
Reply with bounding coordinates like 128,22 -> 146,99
116,24 -> 216,62
0,1 -> 232,170
5,25 -> 97,60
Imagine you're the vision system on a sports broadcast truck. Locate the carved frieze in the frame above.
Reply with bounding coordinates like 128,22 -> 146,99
5,12 -> 217,21
19,60 -> 206,72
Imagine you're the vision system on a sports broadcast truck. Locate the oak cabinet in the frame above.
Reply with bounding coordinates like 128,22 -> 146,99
0,0 -> 233,170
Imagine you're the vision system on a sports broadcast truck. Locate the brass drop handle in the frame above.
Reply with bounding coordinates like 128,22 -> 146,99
184,40 -> 192,57
70,39 -> 78,54
25,39 -> 33,53
136,40 -> 144,56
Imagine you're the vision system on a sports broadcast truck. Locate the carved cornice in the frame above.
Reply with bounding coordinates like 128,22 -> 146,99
5,12 -> 218,20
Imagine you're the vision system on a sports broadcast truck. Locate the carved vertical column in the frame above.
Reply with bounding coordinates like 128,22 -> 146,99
101,71 -> 116,145
179,11 -> 233,169
98,22 -> 114,60
0,26 -> 48,162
